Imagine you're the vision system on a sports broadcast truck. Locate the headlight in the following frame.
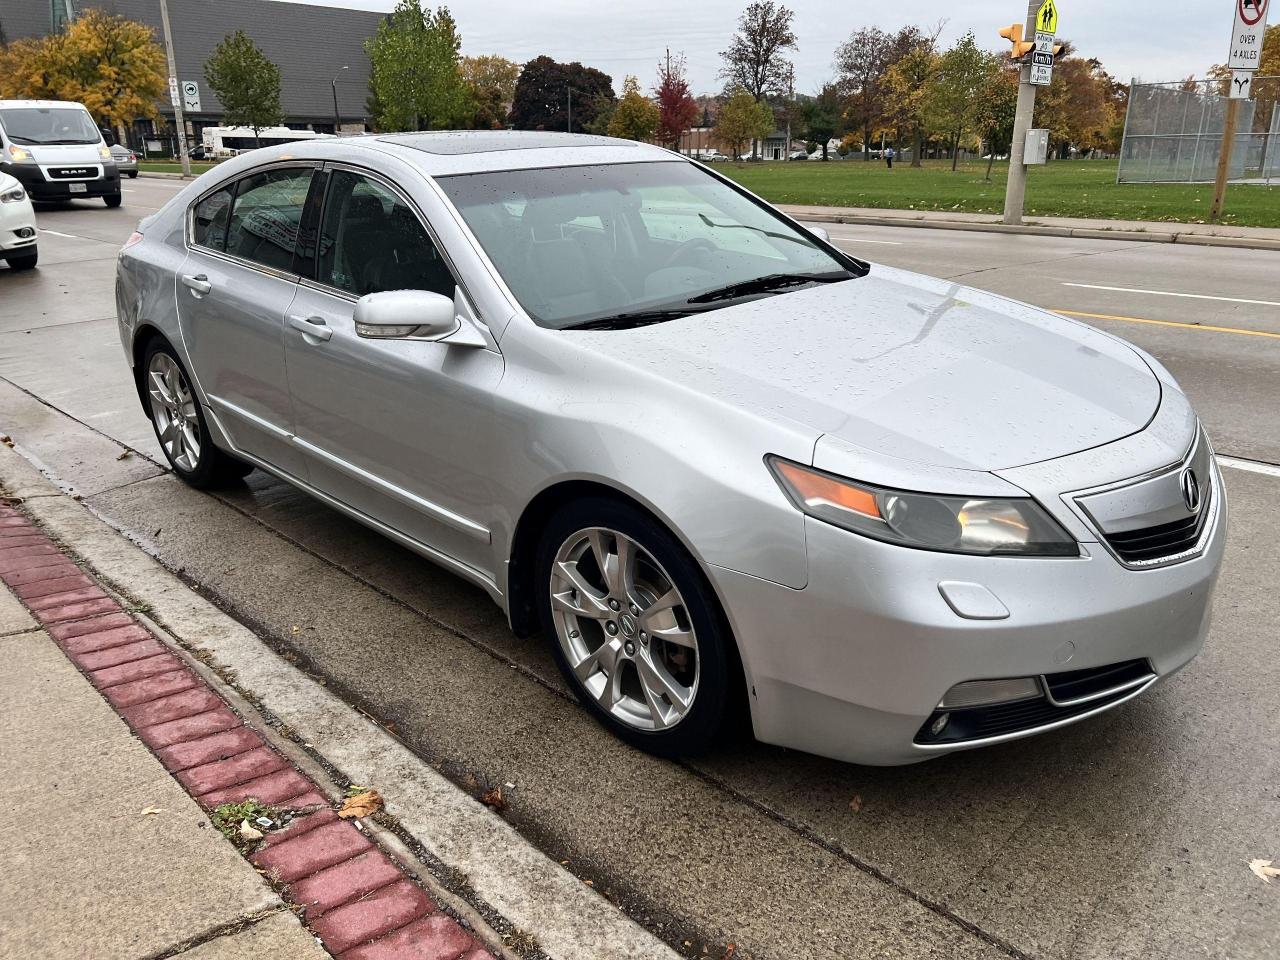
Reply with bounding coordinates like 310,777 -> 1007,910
99,144 -> 113,161
767,456 -> 1078,557
0,186 -> 25,203
6,144 -> 33,163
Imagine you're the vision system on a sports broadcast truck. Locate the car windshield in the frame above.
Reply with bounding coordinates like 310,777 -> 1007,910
437,161 -> 863,330
0,107 -> 101,145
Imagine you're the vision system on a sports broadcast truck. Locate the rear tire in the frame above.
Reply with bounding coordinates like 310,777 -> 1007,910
536,496 -> 737,757
105,193 -> 122,208
142,339 -> 253,489
4,249 -> 37,271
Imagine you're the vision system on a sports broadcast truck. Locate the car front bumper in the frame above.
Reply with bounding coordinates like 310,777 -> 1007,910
0,161 -> 120,201
0,194 -> 37,255
710,460 -> 1226,766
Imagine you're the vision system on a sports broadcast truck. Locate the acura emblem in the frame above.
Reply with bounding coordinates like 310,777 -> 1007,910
1180,468 -> 1201,513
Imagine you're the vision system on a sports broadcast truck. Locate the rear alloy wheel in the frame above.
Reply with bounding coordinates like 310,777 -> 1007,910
538,499 -> 737,756
143,341 -> 253,488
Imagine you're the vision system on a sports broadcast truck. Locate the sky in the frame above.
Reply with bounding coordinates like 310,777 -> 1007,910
274,0 -> 1240,95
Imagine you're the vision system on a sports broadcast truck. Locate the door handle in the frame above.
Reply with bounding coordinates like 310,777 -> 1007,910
181,273 -> 211,295
288,314 -> 333,342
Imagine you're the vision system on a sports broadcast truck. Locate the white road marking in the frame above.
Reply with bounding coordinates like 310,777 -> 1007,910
39,229 -> 81,240
1063,282 -> 1280,308
1217,455 -> 1280,479
829,236 -> 905,245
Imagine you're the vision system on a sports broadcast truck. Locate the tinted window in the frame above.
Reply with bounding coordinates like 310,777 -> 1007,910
224,168 -> 313,272
317,170 -> 455,298
191,187 -> 233,252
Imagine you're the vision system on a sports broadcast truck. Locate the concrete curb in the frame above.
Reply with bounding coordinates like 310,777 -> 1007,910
138,170 -> 195,180
0,442 -> 680,960
783,208 -> 1280,251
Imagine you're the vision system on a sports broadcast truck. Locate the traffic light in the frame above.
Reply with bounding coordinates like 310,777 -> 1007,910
998,23 -> 1034,59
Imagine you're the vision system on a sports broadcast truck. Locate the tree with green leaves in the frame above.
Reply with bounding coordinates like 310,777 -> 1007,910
204,31 -> 283,146
881,38 -> 941,167
715,87 -> 774,160
835,25 -> 926,161
366,1 -> 470,132
608,75 -> 660,142
719,1 -> 796,157
922,32 -> 999,171
977,66 -> 1020,179
461,54 -> 520,129
800,84 -> 840,159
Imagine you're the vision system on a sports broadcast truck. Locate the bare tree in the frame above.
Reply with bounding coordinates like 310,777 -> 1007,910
719,1 -> 797,157
835,24 -> 927,160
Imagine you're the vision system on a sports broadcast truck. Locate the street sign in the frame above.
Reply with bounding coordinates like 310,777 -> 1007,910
181,80 -> 201,113
1035,0 -> 1059,34
1228,0 -> 1270,71
168,76 -> 180,108
1230,70 -> 1254,99
1030,31 -> 1056,85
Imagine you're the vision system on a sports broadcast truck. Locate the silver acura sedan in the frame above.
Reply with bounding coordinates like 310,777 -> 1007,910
115,132 -> 1225,765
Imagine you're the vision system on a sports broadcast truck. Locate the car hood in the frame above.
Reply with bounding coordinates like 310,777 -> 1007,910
575,265 -> 1161,472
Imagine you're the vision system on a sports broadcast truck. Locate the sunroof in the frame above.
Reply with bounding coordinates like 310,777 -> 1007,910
380,131 -> 637,156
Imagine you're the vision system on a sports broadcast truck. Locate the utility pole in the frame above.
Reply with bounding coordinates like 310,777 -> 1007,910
331,65 -> 348,135
157,0 -> 190,177
567,86 -> 572,133
1210,96 -> 1241,221
1002,0 -> 1041,225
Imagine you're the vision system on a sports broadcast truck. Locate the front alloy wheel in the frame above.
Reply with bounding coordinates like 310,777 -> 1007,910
537,498 -> 738,756
550,527 -> 699,731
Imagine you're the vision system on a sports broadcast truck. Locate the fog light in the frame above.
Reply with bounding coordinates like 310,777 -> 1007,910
939,677 -> 1041,710
16,227 -> 35,238
930,713 -> 950,737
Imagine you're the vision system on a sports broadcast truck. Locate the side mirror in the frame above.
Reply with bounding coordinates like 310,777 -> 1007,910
808,225 -> 830,244
353,289 -> 457,340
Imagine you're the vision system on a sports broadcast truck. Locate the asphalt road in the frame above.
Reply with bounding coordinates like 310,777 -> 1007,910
2,177 -> 1278,960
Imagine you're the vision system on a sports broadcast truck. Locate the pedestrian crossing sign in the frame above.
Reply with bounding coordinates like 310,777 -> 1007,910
1036,0 -> 1059,33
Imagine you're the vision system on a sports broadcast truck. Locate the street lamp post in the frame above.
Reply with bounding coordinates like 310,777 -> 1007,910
331,65 -> 348,135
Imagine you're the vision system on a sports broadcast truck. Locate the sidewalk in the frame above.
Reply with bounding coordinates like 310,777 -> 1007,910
779,203 -> 1280,251
0,558 -> 329,957
0,504 -> 494,960
0,440 -> 678,960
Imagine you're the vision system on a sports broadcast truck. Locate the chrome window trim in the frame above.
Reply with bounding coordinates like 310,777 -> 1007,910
1065,426 -> 1220,570
185,159 -> 319,282
1042,669 -> 1157,708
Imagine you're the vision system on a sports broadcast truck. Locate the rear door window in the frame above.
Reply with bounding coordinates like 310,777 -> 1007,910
191,187 -> 233,252
222,168 -> 314,272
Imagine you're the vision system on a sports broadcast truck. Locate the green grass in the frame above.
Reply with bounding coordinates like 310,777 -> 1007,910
719,158 -> 1280,228
137,161 -> 218,174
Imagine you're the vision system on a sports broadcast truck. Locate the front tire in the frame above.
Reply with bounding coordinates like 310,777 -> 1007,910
127,171 -> 138,179
536,497 -> 737,757
105,193 -> 122,208
142,340 -> 253,488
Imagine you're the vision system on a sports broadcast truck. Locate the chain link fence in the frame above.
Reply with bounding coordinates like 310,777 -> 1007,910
1118,77 -> 1280,183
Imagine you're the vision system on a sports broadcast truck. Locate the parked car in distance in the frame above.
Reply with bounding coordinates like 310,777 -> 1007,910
0,170 -> 38,270
109,143 -> 138,178
787,149 -> 809,160
115,132 -> 1225,766
0,99 -> 122,207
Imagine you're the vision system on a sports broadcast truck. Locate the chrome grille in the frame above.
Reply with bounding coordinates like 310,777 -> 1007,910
1102,483 -> 1211,564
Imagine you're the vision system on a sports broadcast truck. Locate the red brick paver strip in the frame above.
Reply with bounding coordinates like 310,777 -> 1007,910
0,505 -> 495,960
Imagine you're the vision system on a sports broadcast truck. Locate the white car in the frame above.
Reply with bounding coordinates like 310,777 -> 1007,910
0,170 -> 37,270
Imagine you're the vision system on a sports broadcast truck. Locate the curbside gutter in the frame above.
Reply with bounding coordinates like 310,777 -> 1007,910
783,206 -> 1280,252
0,442 -> 680,960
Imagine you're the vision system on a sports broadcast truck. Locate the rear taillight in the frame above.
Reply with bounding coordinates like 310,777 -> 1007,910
122,231 -> 144,251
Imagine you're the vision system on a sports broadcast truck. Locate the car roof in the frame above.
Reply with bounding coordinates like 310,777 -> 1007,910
294,130 -> 678,176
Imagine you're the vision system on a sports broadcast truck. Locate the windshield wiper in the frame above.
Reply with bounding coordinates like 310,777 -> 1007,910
686,272 -> 846,305
698,212 -> 809,245
562,308 -> 705,331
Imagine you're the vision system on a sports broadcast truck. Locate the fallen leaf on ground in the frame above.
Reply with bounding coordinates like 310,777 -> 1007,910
1249,858 -> 1280,884
0,436 -> 12,447
239,819 -> 264,841
481,786 -> 507,811
849,795 -> 862,813
722,945 -> 738,959
116,450 -> 131,460
338,789 -> 383,819
140,806 -> 165,816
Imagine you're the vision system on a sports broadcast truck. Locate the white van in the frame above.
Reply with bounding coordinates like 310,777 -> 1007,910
0,100 -> 122,207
